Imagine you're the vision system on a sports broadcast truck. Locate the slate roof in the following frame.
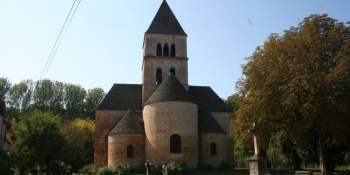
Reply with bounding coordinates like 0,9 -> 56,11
198,109 -> 226,134
108,109 -> 144,135
145,0 -> 187,36
145,73 -> 196,105
97,82 -> 231,113
188,86 -> 232,112
96,84 -> 142,111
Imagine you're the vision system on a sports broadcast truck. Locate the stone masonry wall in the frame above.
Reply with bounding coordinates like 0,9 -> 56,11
142,58 -> 188,105
143,34 -> 187,57
95,110 -> 129,168
108,133 -> 145,168
211,112 -> 234,164
201,133 -> 228,168
143,101 -> 198,169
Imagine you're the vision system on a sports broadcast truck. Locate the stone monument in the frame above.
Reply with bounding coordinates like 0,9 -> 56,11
248,122 -> 267,175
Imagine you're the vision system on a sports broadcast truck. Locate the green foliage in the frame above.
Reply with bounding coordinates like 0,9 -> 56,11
129,165 -> 145,174
79,164 -> 98,175
235,14 -> 350,172
219,162 -> 233,171
168,161 -> 188,175
60,118 -> 95,171
113,162 -> 132,175
13,110 -> 65,173
97,166 -> 114,175
234,135 -> 253,168
345,151 -> 350,165
224,94 -> 240,113
0,151 -> 14,175
1,78 -> 106,121
0,77 -> 11,100
152,163 -> 163,174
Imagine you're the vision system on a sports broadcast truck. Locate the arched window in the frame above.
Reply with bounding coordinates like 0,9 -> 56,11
163,43 -> 169,57
210,143 -> 217,155
156,68 -> 162,84
170,68 -> 175,76
127,145 -> 134,158
171,44 -> 176,57
170,134 -> 181,153
157,43 -> 162,56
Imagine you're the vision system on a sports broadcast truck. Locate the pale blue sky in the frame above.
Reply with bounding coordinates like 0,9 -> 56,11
1,1 -> 350,99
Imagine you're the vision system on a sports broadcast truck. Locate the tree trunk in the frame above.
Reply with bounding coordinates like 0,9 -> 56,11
318,137 -> 334,175
293,148 -> 302,170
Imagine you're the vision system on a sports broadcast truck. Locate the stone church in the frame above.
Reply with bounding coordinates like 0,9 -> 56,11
94,0 -> 233,169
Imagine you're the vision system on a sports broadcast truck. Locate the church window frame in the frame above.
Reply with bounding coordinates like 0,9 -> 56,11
171,43 -> 176,57
163,43 -> 169,57
127,145 -> 134,158
157,43 -> 162,56
170,134 -> 181,153
210,143 -> 217,155
156,68 -> 162,84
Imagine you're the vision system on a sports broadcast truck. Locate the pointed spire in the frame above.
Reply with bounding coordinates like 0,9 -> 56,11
145,73 -> 195,105
146,0 -> 187,36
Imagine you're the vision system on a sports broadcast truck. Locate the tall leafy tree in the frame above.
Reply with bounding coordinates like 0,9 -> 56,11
84,88 -> 105,119
0,77 -> 12,101
60,119 -> 95,172
9,80 -> 34,112
235,14 -> 350,174
13,110 -> 65,174
225,94 -> 240,113
64,84 -> 86,119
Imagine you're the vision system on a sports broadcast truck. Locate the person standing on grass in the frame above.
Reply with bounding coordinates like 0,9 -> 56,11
162,163 -> 168,175
145,160 -> 152,175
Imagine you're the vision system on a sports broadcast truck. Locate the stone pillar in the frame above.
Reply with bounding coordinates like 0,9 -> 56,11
248,122 -> 267,175
249,154 -> 267,175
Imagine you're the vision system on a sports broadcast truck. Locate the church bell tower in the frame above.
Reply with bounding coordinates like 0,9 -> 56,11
142,0 -> 188,105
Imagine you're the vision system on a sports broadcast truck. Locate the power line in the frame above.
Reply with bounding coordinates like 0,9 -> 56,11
43,0 -> 82,78
39,0 -> 78,80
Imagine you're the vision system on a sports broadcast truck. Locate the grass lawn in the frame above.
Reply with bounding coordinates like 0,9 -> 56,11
132,169 -> 347,175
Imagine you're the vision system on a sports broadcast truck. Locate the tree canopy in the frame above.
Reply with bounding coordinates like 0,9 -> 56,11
234,14 -> 350,173
13,110 -> 65,173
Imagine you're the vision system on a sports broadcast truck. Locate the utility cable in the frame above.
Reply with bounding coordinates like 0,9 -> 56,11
39,0 -> 77,80
43,0 -> 82,77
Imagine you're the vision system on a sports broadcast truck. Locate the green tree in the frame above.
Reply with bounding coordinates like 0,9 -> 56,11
13,110 -> 65,174
64,84 -> 86,119
32,79 -> 65,115
60,119 -> 95,172
9,80 -> 34,113
0,77 -> 11,101
225,94 -> 240,113
84,88 -> 105,119
235,14 -> 350,174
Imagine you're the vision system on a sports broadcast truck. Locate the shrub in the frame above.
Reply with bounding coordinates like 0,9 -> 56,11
97,166 -> 114,175
79,164 -> 98,175
152,163 -> 163,174
203,164 -> 213,171
130,165 -> 144,174
168,161 -> 188,175
219,162 -> 233,171
113,162 -> 131,175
